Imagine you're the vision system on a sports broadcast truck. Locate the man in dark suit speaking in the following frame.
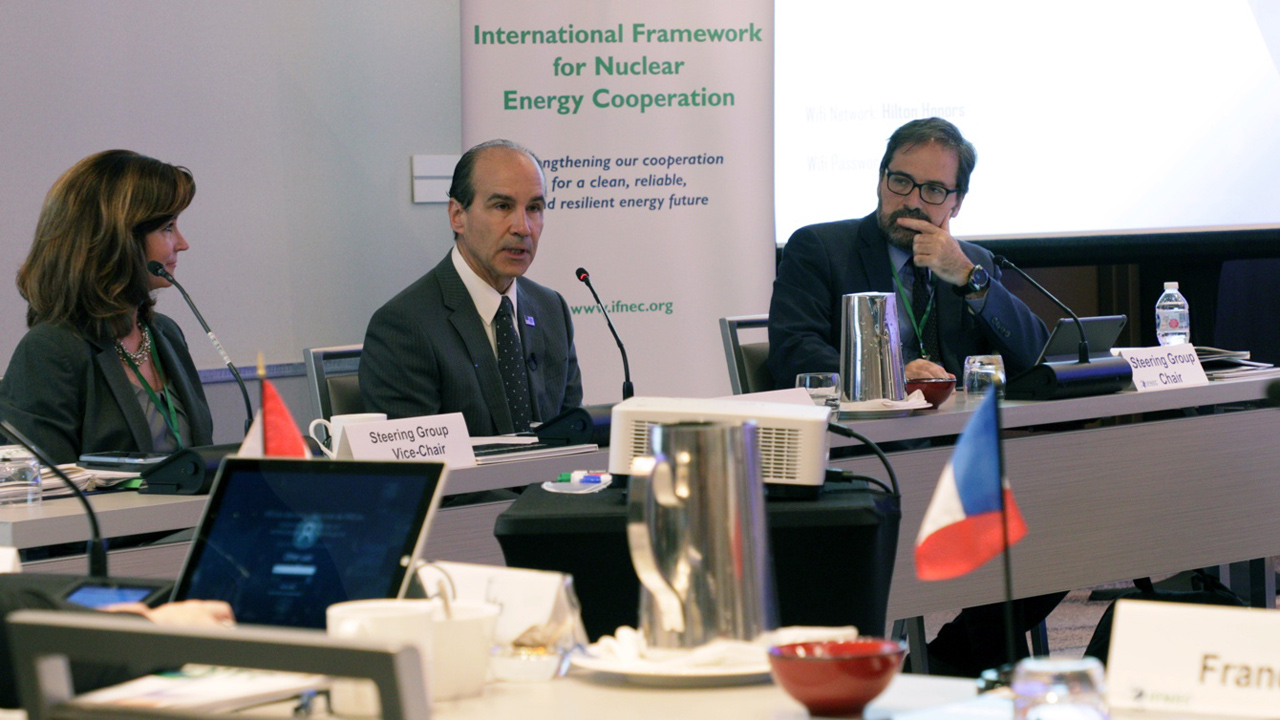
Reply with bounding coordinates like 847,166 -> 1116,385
360,139 -> 582,435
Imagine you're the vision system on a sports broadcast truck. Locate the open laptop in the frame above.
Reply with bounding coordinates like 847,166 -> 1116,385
169,458 -> 447,629
1035,315 -> 1128,365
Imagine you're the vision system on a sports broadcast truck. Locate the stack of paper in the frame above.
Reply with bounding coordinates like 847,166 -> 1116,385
35,465 -> 139,499
69,665 -> 325,713
1195,346 -> 1280,380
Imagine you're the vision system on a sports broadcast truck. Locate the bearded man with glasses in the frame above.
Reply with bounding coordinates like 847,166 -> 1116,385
768,117 -> 1048,386
766,118 -> 1059,678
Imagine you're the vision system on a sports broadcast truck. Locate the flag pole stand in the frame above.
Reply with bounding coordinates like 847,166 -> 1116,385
256,352 -> 267,450
984,393 -> 1019,690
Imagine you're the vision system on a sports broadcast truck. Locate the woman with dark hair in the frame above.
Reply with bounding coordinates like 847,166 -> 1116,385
0,150 -> 213,464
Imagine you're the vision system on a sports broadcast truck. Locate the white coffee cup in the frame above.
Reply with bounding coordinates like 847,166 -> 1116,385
309,412 -> 387,458
429,601 -> 501,701
326,598 -> 434,717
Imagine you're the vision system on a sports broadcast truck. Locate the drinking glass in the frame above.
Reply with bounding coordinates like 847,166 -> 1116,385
963,355 -> 1006,398
0,449 -> 40,506
795,372 -> 841,408
1012,656 -> 1109,719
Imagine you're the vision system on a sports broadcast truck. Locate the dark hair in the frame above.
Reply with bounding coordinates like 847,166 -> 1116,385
447,139 -> 544,209
17,150 -> 195,341
879,118 -> 977,196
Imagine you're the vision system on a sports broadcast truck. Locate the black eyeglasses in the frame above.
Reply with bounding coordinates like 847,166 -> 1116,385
883,171 -> 958,206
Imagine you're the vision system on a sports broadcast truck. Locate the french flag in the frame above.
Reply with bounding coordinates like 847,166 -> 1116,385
915,389 -> 1026,581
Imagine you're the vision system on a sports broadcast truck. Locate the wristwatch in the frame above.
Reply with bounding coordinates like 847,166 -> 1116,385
955,264 -> 990,296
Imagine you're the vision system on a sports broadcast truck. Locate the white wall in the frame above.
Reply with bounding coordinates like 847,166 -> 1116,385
0,0 -> 462,378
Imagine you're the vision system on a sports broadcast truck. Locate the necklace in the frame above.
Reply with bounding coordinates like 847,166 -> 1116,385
115,323 -> 152,366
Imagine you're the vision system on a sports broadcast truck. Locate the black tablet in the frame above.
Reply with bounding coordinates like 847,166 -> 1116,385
169,458 -> 447,629
1035,315 -> 1128,364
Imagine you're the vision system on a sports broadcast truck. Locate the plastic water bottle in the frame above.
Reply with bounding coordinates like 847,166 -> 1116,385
1155,281 -> 1190,346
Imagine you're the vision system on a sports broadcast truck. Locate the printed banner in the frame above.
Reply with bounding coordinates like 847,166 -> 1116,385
460,2 -> 775,402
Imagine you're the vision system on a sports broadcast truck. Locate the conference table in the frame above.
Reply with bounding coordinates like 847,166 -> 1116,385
0,671 -> 981,720
429,672 -> 984,720
831,375 -> 1280,620
2,375 -> 1276,629
403,677 -> 1203,720
0,662 -> 1231,719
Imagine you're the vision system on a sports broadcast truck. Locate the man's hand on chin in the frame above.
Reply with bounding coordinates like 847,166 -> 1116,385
905,358 -> 954,380
896,215 -> 973,286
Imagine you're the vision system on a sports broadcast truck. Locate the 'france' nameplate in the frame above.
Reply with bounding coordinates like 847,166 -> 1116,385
1108,599 -> 1280,718
1115,344 -> 1208,392
340,413 -> 476,467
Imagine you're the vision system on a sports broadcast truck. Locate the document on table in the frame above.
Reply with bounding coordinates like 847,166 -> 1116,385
69,664 -> 325,713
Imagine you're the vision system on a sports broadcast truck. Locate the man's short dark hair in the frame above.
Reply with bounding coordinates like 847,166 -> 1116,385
879,118 -> 977,196
448,139 -> 544,209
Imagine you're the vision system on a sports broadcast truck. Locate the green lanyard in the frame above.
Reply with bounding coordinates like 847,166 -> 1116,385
892,263 -> 934,360
121,327 -> 184,449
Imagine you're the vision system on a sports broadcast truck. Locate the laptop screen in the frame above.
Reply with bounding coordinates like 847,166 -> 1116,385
170,458 -> 446,629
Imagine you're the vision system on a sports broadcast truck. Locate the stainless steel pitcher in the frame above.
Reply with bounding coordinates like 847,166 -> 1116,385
841,292 -> 906,402
627,421 -> 777,649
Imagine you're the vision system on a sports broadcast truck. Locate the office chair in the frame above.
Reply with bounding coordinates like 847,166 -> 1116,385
719,314 -> 773,394
303,344 -> 364,420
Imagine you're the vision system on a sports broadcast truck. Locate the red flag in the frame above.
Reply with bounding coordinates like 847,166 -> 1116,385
261,379 -> 309,458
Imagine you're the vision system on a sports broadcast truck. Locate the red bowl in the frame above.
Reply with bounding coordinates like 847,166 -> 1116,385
768,639 -> 905,718
906,377 -> 956,408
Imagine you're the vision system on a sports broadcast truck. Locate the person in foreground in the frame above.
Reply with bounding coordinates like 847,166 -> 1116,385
767,118 -> 1060,677
0,584 -> 233,708
768,117 -> 1048,385
361,139 -> 583,435
0,150 -> 213,464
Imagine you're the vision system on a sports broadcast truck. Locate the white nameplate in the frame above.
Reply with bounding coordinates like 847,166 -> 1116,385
1107,599 -> 1280,718
341,413 -> 476,467
1116,344 -> 1208,391
0,547 -> 19,573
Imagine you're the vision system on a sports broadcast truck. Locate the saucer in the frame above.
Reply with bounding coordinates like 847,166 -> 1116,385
570,653 -> 772,687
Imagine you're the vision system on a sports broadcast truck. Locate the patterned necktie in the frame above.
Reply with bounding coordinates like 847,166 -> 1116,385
494,297 -> 532,432
911,261 -> 942,363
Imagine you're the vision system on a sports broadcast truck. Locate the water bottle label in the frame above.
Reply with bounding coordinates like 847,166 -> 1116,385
1157,311 -> 1189,332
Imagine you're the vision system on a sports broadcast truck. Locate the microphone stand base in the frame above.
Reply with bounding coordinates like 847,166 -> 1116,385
139,444 -> 238,495
1004,357 -> 1132,401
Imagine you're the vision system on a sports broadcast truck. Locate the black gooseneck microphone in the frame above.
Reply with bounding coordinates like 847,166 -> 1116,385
993,256 -> 1089,364
147,261 -> 253,434
992,255 -> 1132,400
574,267 -> 634,400
0,418 -> 108,578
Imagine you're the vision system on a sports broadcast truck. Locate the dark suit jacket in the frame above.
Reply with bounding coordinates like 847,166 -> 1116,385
360,252 -> 583,436
0,314 -> 214,464
768,213 -> 1048,387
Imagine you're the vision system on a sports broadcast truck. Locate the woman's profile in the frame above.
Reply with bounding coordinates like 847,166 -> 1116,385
0,150 -> 213,463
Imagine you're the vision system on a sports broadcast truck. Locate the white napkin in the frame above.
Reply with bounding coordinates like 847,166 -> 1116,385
587,625 -> 861,670
590,627 -> 764,669
839,389 -> 931,412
